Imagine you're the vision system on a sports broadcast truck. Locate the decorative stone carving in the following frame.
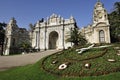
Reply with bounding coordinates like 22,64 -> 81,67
3,0 -> 111,55
80,1 -> 111,44
3,18 -> 30,55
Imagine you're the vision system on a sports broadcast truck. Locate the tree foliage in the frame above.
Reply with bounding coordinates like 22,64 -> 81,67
66,27 -> 87,46
114,2 -> 120,15
19,41 -> 31,52
0,22 -> 7,45
0,22 -> 7,55
108,2 -> 120,42
29,23 -> 35,31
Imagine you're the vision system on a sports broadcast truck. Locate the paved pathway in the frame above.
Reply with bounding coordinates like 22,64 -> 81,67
0,50 -> 60,71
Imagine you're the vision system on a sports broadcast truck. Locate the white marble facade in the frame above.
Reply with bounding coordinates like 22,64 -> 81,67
31,14 -> 76,50
80,1 -> 111,43
3,0 -> 111,55
3,18 -> 29,55
31,1 -> 111,51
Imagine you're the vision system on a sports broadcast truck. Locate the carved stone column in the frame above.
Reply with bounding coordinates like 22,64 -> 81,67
62,20 -> 65,49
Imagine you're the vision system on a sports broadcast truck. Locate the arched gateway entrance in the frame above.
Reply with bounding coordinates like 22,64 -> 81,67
49,31 -> 59,49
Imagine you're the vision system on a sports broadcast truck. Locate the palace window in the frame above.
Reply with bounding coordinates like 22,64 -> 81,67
99,30 -> 105,43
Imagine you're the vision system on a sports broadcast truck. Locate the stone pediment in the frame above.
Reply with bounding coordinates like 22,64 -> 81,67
48,13 -> 63,25
95,22 -> 107,27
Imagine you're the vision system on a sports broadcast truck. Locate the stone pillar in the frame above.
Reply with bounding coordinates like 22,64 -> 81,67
44,26 -> 47,50
46,33 -> 49,50
108,27 -> 111,43
35,31 -> 38,49
38,27 -> 40,51
4,37 -> 11,55
70,28 -> 73,46
105,27 -> 111,43
62,20 -> 65,49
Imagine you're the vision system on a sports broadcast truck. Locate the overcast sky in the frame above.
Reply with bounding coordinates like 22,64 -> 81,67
0,0 -> 119,29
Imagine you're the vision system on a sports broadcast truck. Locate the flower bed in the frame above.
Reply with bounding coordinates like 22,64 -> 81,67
41,46 -> 120,77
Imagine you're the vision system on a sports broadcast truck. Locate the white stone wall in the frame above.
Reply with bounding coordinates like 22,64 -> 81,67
4,1 -> 111,55
31,14 -> 76,50
81,1 -> 111,44
3,18 -> 30,55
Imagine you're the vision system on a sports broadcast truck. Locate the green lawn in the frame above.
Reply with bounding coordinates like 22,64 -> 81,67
0,43 -> 120,80
42,45 -> 120,77
0,59 -> 120,80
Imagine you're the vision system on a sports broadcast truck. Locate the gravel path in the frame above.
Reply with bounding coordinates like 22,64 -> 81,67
0,50 -> 60,71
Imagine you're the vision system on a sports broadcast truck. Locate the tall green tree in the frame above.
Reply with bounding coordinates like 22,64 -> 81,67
108,2 -> 120,42
114,2 -> 120,15
0,22 -> 7,55
66,27 -> 87,46
29,23 -> 35,31
0,22 -> 6,44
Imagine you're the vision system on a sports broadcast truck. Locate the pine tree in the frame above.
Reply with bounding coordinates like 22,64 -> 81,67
108,2 -> 120,42
66,27 -> 87,47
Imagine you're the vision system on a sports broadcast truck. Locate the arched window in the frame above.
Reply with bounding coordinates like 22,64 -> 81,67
99,30 -> 105,43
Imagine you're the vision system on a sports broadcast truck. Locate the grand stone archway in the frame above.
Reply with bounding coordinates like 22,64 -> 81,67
49,31 -> 59,49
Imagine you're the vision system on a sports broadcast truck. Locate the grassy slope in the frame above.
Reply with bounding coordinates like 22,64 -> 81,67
0,58 -> 120,80
0,43 -> 120,80
43,47 -> 120,76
